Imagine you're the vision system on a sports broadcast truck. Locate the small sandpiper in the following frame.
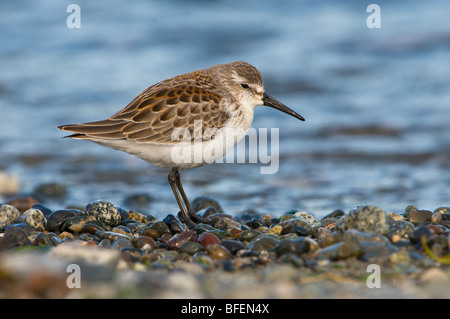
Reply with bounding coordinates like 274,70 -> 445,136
59,61 -> 305,227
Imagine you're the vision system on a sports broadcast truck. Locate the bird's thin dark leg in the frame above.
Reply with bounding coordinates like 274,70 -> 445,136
174,169 -> 207,224
168,167 -> 196,228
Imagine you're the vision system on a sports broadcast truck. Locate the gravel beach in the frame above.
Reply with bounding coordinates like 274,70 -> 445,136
1,194 -> 449,299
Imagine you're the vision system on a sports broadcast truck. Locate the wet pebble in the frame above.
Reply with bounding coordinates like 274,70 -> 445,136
148,221 -> 171,237
167,230 -> 197,250
220,240 -> 244,255
280,220 -> 309,236
86,200 -> 121,227
410,225 -> 435,245
434,207 -> 450,214
293,211 -> 318,225
198,207 -> 220,219
215,217 -> 241,231
81,223 -> 104,235
79,233 -> 99,243
387,220 -> 415,241
0,204 -> 21,228
336,205 -> 389,235
112,225 -> 132,236
34,232 -> 53,247
284,218 -> 312,234
279,253 -> 305,268
247,236 -> 279,253
238,229 -> 261,242
111,236 -> 134,250
64,215 -> 97,233
273,238 -> 310,257
194,223 -> 217,234
126,210 -> 149,224
197,232 -> 220,249
265,224 -> 283,236
163,214 -> 185,233
18,208 -> 47,231
46,209 -> 83,233
247,218 -> 266,229
31,204 -> 53,218
99,238 -> 112,248
0,226 -> 32,250
207,244 -> 231,260
408,209 -> 433,224
134,236 -> 157,250
179,241 -> 204,255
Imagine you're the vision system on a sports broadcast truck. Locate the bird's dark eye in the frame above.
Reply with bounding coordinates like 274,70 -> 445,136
241,83 -> 250,89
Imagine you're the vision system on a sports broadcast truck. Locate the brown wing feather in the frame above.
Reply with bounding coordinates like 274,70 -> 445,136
59,79 -> 229,144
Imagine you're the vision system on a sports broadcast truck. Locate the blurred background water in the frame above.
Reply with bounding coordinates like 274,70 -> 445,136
0,0 -> 449,219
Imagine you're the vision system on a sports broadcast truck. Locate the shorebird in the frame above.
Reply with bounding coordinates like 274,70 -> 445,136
59,61 -> 305,227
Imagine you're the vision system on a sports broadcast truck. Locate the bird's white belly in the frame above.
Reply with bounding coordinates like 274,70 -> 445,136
90,123 -> 251,170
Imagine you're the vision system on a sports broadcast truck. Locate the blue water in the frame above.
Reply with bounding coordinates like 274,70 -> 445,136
1,0 -> 450,219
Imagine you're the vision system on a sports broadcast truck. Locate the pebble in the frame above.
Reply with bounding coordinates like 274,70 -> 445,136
46,209 -> 83,233
247,236 -> 279,253
111,237 -> 134,250
280,220 -> 309,236
0,204 -> 21,228
336,205 -> 389,235
1,196 -> 450,299
31,204 -> 53,218
180,241 -> 204,255
408,209 -> 433,224
163,214 -> 184,233
148,221 -> 171,237
197,232 -> 220,249
387,220 -> 415,240
273,238 -> 310,257
434,207 -> 450,214
279,253 -> 305,268
18,208 -> 47,231
81,223 -> 104,234
126,210 -> 149,224
86,200 -> 121,227
410,225 -> 435,244
167,231 -> 197,250
34,232 -> 53,247
215,217 -> 241,231
238,229 -> 261,242
134,236 -> 157,250
220,240 -> 244,255
207,244 -> 232,260
265,224 -> 283,236
64,215 -> 97,233
293,211 -> 317,225
0,226 -> 32,250
286,218 -> 313,234
198,207 -> 220,219
194,223 -> 216,234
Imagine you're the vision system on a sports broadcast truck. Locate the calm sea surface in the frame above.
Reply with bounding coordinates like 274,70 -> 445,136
1,0 -> 449,218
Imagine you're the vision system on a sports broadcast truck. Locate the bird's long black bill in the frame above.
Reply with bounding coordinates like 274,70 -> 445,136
262,93 -> 305,121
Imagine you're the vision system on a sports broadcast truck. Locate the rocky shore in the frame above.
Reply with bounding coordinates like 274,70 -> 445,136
1,194 -> 450,299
